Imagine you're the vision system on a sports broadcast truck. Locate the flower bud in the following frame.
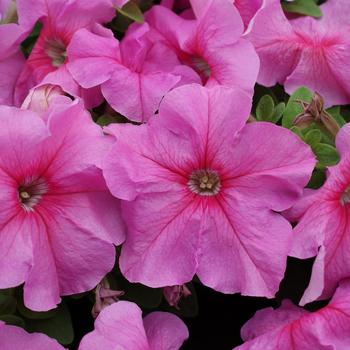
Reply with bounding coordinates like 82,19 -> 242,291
163,284 -> 191,310
92,279 -> 124,318
21,84 -> 66,115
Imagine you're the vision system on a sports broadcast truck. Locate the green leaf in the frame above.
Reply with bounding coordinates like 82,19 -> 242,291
313,143 -> 340,166
282,87 -> 313,128
117,1 -> 144,23
305,129 -> 322,147
268,102 -> 286,124
327,106 -> 346,127
307,169 -> 326,189
0,295 -> 16,315
256,95 -> 275,121
25,302 -> 74,345
290,126 -> 304,139
0,315 -> 25,327
282,0 -> 322,18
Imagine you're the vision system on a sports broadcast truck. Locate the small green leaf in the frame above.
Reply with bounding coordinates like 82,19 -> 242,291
25,302 -> 74,345
307,169 -> 326,189
268,102 -> 286,124
282,87 -> 313,128
0,295 -> 16,315
327,106 -> 346,127
282,0 -> 322,18
256,95 -> 275,121
290,126 -> 304,139
313,143 -> 340,166
0,315 -> 25,327
117,1 -> 144,24
305,129 -> 322,147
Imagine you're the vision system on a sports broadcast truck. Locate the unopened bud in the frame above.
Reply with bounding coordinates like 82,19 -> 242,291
92,279 -> 124,318
163,284 -> 191,310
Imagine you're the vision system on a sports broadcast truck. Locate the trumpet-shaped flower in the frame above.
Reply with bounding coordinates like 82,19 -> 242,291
103,84 -> 315,296
288,123 -> 350,305
79,301 -> 189,350
67,23 -> 199,122
0,100 -> 125,311
145,0 -> 259,93
235,279 -> 350,349
248,0 -> 350,106
13,0 -> 115,107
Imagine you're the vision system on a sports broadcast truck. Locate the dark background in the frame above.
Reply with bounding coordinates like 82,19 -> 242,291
68,257 -> 314,349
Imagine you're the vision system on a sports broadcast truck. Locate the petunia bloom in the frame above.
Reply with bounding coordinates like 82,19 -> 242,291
0,321 -> 65,350
287,122 -> 350,305
234,279 -> 350,349
79,301 -> 189,350
67,23 -> 198,122
103,84 -> 315,297
248,0 -> 350,106
13,0 -> 115,107
145,0 -> 259,93
0,100 -> 125,311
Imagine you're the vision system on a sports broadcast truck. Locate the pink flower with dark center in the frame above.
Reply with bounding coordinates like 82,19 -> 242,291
145,0 -> 259,92
0,321 -> 65,350
0,100 -> 125,311
67,23 -> 199,122
248,0 -> 350,106
13,0 -> 115,107
79,301 -> 189,350
103,84 -> 316,296
234,279 -> 350,349
286,122 -> 350,305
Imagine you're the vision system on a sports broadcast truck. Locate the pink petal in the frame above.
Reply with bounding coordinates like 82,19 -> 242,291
336,123 -> 350,157
0,322 -> 65,350
79,301 -> 149,350
196,199 -> 292,296
0,51 -> 25,106
247,1 -> 301,86
144,312 -> 189,350
224,122 -> 316,211
235,280 -> 350,349
120,190 -> 201,287
67,28 -> 120,88
102,68 -> 180,122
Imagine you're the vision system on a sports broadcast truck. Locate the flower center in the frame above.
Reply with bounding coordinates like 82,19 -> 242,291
340,186 -> 350,206
44,38 -> 67,68
18,177 -> 48,211
191,56 -> 211,83
188,169 -> 220,196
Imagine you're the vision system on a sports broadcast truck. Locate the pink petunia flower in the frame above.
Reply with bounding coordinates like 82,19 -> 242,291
103,84 -> 316,296
13,0 -> 116,107
0,321 -> 65,350
248,0 -> 350,107
0,100 -> 125,311
79,301 -> 189,350
145,0 -> 259,93
234,279 -> 350,349
287,123 -> 350,305
67,23 -> 198,122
